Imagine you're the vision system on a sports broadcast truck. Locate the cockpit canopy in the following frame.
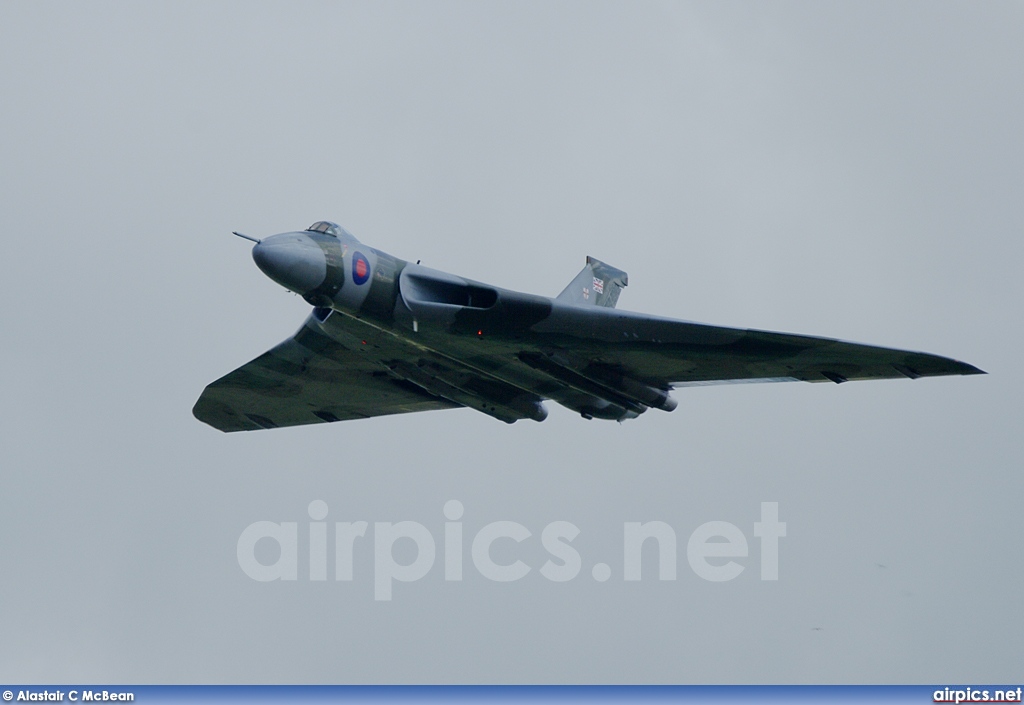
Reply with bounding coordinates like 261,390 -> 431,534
306,221 -> 341,237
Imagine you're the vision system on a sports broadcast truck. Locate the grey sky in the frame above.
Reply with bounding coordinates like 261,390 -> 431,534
0,0 -> 1021,684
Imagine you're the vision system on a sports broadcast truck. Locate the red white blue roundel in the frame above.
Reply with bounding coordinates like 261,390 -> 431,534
352,252 -> 370,285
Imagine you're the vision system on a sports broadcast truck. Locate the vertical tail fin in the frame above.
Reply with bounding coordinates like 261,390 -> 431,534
556,256 -> 628,309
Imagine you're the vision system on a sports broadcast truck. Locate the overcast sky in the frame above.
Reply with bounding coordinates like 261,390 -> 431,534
1,0 -> 1021,684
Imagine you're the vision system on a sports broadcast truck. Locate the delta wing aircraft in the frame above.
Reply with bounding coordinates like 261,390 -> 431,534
193,221 -> 983,431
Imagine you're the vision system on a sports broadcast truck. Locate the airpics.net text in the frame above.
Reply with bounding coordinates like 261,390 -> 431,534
237,501 -> 786,601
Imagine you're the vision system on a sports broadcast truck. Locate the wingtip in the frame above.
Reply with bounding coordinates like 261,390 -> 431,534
945,359 -> 986,376
192,393 -> 246,432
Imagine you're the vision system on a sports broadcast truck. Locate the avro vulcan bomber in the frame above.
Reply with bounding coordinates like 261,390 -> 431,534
193,221 -> 983,431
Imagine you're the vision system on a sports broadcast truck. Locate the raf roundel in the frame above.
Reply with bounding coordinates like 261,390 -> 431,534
352,252 -> 371,285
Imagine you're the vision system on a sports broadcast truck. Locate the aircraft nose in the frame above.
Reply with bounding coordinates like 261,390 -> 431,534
252,234 -> 327,296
